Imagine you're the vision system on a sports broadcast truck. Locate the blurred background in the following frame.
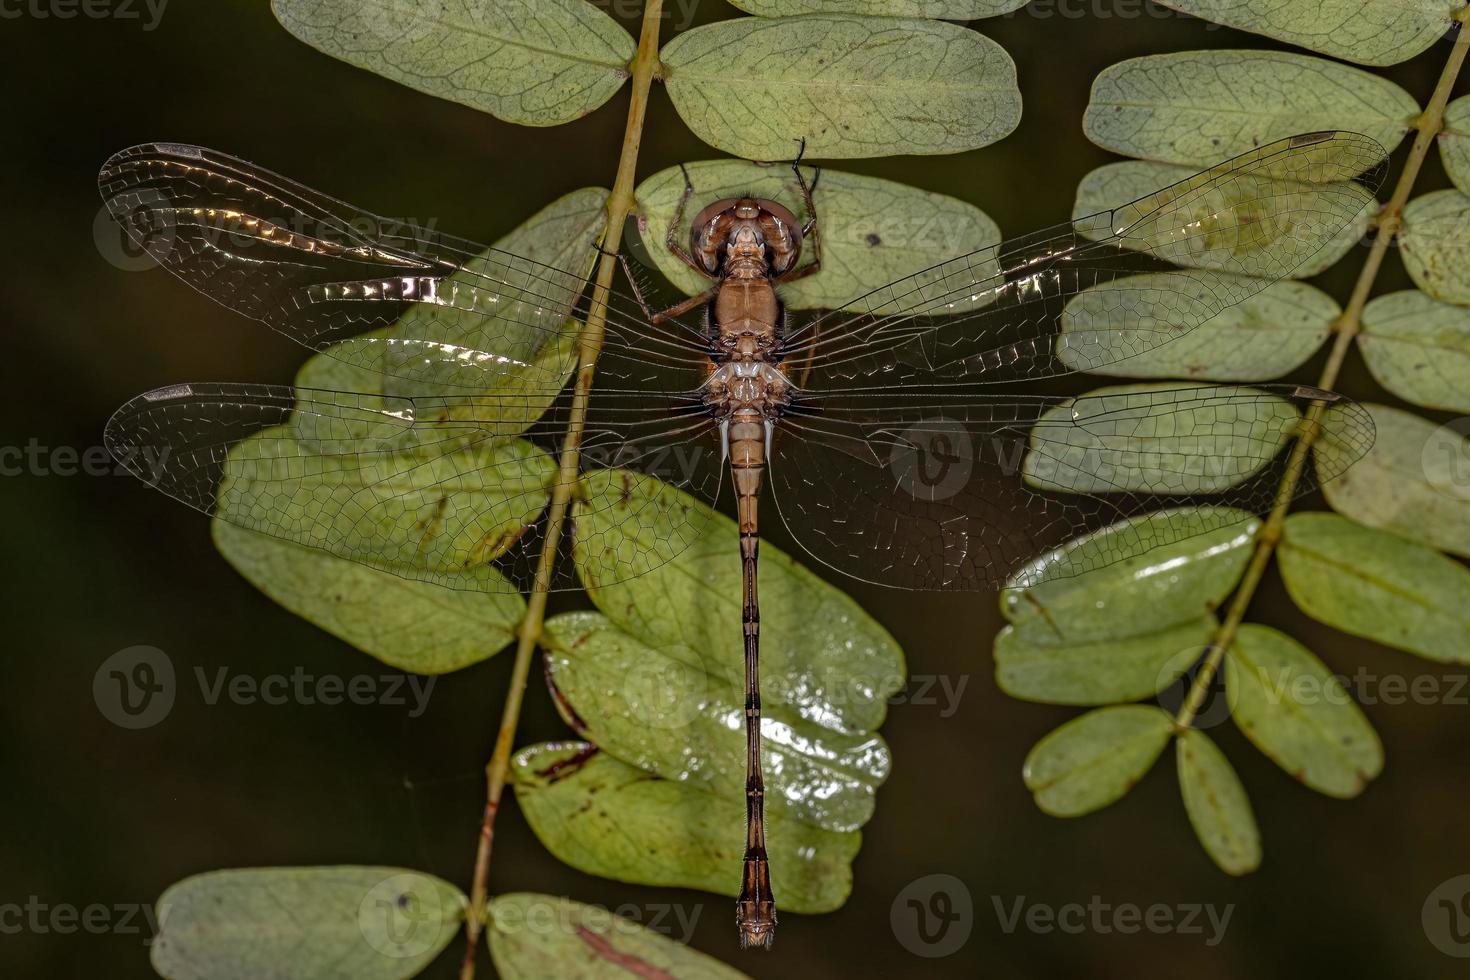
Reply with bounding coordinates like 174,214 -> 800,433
2,1 -> 1467,976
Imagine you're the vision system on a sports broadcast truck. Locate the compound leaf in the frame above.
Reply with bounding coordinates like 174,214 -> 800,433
661,14 -> 1021,159
151,867 -> 465,980
272,0 -> 634,126
1023,705 -> 1173,816
1279,512 -> 1470,663
513,743 -> 859,914
1177,729 -> 1261,874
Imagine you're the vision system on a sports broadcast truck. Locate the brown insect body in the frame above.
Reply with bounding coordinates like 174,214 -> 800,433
692,197 -> 802,951
627,153 -> 823,950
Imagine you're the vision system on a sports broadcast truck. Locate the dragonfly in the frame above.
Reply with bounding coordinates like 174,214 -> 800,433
99,132 -> 1387,948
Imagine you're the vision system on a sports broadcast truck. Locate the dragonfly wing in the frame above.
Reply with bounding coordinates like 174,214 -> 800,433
106,382 -> 721,594
770,385 -> 1374,591
782,132 -> 1387,387
98,143 -> 712,395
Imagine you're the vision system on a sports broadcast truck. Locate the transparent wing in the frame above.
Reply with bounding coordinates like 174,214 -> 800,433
98,143 -> 713,395
104,382 -> 724,594
771,385 -> 1374,591
782,132 -> 1387,387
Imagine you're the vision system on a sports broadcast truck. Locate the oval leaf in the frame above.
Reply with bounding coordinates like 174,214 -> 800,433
1022,705 -> 1173,816
660,15 -> 1021,159
1400,189 -> 1470,307
1225,623 -> 1382,798
1279,512 -> 1470,663
1085,51 -> 1416,163
1002,507 -> 1258,644
271,0 -> 634,126
219,428 -> 555,578
1442,94 -> 1470,194
487,893 -> 749,980
996,614 -> 1216,705
1149,3 -> 1457,67
1061,273 -> 1338,381
151,867 -> 466,980
1359,289 -> 1470,412
214,521 -> 523,672
1074,160 -> 1374,278
728,0 -> 1027,17
574,470 -> 905,732
542,611 -> 890,832
1316,402 -> 1470,559
1176,729 -> 1261,875
634,161 -> 999,311
1024,383 -> 1300,494
512,743 -> 859,914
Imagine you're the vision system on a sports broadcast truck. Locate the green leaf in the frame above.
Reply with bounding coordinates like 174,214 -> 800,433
1400,190 -> 1470,307
295,186 -> 607,428
660,14 -> 1021,159
1024,383 -> 1300,494
218,428 -> 554,580
1001,507 -> 1258,644
1316,402 -> 1470,559
728,0 -> 1028,17
1225,623 -> 1382,798
542,611 -> 890,832
996,614 -> 1216,705
634,161 -> 999,312
151,867 -> 466,980
1442,95 -> 1470,194
512,743 -> 860,914
1359,290 -> 1470,412
1074,161 -> 1374,278
486,894 -> 749,980
574,470 -> 905,732
1022,705 -> 1174,816
1176,729 -> 1261,875
1148,3 -> 1457,67
1279,512 -> 1470,663
1085,51 -> 1416,163
214,521 -> 523,672
1060,273 -> 1338,381
271,0 -> 633,126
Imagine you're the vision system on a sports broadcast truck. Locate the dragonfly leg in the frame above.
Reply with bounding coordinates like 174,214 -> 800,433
664,163 -> 706,276
777,138 -> 823,285
622,250 -> 720,325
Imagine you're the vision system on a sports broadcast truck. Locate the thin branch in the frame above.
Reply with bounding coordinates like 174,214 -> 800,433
458,4 -> 667,975
1174,5 -> 1470,731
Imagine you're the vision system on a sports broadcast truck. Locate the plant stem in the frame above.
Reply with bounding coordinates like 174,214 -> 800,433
1173,4 -> 1470,732
458,4 -> 665,975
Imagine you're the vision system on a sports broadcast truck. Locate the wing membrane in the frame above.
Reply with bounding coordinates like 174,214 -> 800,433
98,143 -> 713,395
783,132 -> 1387,388
772,385 -> 1374,591
105,383 -> 722,593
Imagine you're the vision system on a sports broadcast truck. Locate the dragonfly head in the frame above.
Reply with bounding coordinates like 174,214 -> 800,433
689,196 -> 804,278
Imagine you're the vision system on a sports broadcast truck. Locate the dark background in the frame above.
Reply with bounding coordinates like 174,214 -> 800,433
3,1 -> 1468,977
